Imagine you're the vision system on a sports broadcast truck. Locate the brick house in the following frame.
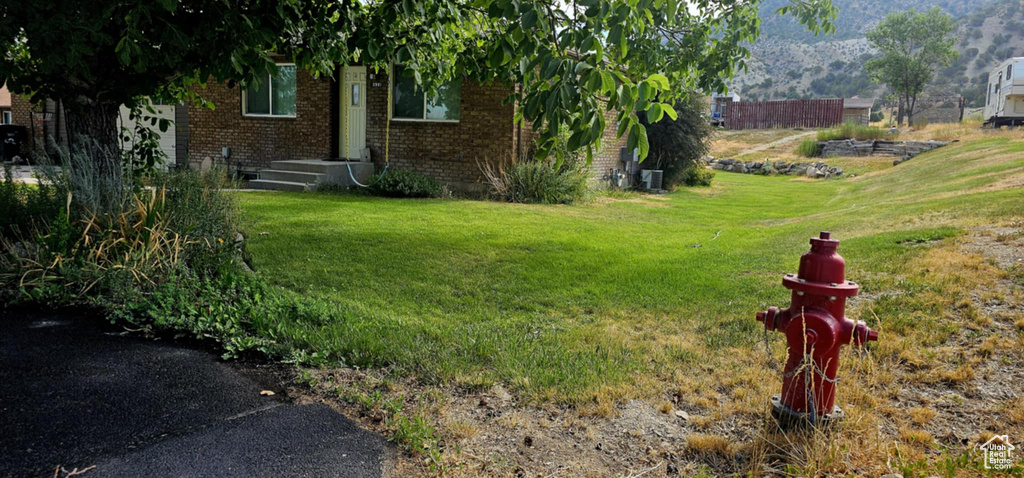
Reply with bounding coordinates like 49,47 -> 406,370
188,64 -> 629,191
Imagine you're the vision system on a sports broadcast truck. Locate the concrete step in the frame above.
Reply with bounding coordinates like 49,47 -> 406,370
269,160 -> 374,174
268,161 -> 376,187
270,160 -> 333,173
260,169 -> 324,184
248,179 -> 313,192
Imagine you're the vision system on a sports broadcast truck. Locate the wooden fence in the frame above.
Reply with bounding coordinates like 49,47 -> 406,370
724,99 -> 845,130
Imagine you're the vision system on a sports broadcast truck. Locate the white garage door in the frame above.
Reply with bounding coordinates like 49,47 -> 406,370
118,101 -> 176,168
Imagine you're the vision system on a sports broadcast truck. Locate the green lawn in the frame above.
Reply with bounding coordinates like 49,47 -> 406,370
239,136 -> 1024,405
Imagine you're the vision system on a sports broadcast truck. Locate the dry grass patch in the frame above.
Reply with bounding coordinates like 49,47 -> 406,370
712,129 -> 808,158
908,406 -> 937,425
899,427 -> 935,446
442,415 -> 480,441
1003,398 -> 1024,425
686,433 -> 732,456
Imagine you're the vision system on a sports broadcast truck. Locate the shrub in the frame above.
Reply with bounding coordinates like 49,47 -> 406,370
795,139 -> 822,158
482,155 -> 589,204
638,93 -> 715,189
817,123 -> 896,142
369,169 -> 442,198
870,111 -> 885,123
148,168 -> 241,275
672,163 -> 715,187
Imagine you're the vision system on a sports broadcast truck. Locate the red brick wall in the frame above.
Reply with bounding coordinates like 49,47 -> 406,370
187,71 -> 333,170
591,106 -> 629,181
184,65 -> 627,188
364,73 -> 516,190
10,94 -> 43,153
505,99 -> 629,184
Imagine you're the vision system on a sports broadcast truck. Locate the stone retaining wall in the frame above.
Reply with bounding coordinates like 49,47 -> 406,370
703,158 -> 844,179
819,140 -> 949,164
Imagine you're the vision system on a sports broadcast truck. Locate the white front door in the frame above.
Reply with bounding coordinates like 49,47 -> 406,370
340,66 -> 367,160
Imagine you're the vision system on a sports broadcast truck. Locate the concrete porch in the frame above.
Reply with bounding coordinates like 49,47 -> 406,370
249,160 -> 375,191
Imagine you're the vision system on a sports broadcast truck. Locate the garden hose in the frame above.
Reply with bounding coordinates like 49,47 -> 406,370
342,67 -> 389,188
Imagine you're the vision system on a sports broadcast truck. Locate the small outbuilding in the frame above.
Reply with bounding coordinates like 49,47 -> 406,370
842,97 -> 874,126
710,92 -> 740,126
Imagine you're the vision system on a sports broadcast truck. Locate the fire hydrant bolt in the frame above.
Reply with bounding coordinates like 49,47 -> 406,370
756,232 -> 878,427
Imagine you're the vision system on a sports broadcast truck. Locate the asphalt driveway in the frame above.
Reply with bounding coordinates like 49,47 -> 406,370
0,309 -> 393,478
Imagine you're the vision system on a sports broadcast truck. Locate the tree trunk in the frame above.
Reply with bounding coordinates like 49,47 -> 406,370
907,95 -> 916,128
65,101 -> 121,155
63,100 -> 123,177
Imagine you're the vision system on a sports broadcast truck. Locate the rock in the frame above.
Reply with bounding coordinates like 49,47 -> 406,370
711,163 -> 724,170
880,474 -> 903,478
674,410 -> 690,420
834,167 -> 843,176
805,167 -> 819,178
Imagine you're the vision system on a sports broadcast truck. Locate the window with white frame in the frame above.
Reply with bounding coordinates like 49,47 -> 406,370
1,111 -> 10,124
391,65 -> 461,122
243,65 -> 297,117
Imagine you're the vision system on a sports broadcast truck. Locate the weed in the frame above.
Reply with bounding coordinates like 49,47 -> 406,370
817,123 -> 897,142
794,139 -> 822,157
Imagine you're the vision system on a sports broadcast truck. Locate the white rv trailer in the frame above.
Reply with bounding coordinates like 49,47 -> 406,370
985,57 -> 1024,127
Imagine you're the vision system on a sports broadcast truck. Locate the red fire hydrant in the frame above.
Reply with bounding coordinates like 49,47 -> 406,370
756,231 -> 878,426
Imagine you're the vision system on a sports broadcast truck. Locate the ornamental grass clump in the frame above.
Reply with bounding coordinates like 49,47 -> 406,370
480,153 -> 590,205
795,139 -> 822,158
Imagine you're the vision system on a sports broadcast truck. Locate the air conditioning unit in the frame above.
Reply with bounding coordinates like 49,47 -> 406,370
641,170 -> 663,191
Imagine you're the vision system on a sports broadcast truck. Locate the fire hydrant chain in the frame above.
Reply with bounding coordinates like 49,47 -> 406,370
762,325 -> 783,374
754,231 -> 878,428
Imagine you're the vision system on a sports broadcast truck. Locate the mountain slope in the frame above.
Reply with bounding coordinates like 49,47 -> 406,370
757,0 -> 997,42
731,0 -> 1024,106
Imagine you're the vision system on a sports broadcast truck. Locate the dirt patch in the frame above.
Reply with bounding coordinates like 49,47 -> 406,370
981,172 -> 1024,194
